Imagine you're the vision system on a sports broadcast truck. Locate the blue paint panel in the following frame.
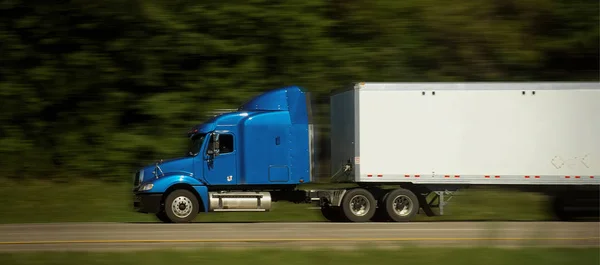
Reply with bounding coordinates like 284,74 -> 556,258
237,86 -> 310,125
239,87 -> 291,111
190,112 -> 244,135
192,185 -> 210,213
191,122 -> 216,134
269,166 -> 290,182
287,88 -> 309,125
140,174 -> 204,193
240,111 -> 293,184
289,123 -> 310,182
136,171 -> 209,212
141,157 -> 194,181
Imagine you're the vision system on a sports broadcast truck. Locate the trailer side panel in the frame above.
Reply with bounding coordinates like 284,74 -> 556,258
353,82 -> 600,185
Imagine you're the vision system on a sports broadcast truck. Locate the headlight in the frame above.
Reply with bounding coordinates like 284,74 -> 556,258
139,183 -> 154,191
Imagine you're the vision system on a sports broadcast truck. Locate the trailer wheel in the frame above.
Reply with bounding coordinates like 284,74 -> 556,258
551,193 -> 600,221
371,192 -> 391,222
384,188 -> 419,222
371,207 -> 391,222
551,195 -> 571,221
340,188 -> 376,222
164,189 -> 199,223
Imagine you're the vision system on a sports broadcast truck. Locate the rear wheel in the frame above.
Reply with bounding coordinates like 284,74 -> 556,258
551,192 -> 600,221
551,195 -> 572,221
371,192 -> 391,222
340,188 -> 376,222
371,207 -> 391,222
384,188 -> 419,222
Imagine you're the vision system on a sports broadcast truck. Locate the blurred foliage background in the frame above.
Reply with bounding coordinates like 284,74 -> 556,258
0,0 -> 598,182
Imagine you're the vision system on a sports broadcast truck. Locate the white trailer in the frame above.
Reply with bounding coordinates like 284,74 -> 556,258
318,82 -> 600,222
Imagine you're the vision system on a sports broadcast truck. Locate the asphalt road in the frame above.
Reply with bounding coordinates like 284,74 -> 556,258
0,222 -> 598,252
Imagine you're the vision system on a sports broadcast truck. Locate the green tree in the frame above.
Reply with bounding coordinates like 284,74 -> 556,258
0,0 -> 597,181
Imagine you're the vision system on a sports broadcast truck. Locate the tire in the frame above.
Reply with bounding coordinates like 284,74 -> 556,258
551,195 -> 570,221
155,211 -> 172,223
320,205 -> 345,222
551,192 -> 600,221
371,207 -> 391,222
371,192 -> 391,222
340,188 -> 376,222
384,188 -> 419,222
164,189 -> 199,223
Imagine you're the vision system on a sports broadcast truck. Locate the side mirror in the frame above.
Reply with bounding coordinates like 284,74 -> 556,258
209,132 -> 220,156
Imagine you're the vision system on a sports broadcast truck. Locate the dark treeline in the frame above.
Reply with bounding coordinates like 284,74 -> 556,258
0,0 -> 598,181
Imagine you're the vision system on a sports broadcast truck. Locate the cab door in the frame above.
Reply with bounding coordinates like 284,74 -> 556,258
203,133 -> 237,185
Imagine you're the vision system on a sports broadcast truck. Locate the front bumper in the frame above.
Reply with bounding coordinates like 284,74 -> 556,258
133,193 -> 162,213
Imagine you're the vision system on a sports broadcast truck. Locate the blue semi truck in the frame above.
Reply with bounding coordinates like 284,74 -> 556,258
133,82 -> 600,223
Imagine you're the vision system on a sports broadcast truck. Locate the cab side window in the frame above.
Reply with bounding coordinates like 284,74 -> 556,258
219,134 -> 234,154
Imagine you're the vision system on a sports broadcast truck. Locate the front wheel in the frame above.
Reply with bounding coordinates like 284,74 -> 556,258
155,211 -> 172,223
163,189 -> 199,223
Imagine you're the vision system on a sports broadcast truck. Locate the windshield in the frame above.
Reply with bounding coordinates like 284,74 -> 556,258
187,133 -> 206,156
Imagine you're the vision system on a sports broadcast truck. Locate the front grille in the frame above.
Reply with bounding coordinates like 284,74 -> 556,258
134,171 -> 140,186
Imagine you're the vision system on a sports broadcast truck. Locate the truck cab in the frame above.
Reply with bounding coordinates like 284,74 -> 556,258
132,85 -> 316,222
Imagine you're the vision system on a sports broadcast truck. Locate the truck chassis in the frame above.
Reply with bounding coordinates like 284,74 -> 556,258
138,182 -> 600,223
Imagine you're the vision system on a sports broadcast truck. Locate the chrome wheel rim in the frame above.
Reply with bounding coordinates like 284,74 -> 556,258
349,195 -> 371,216
392,195 -> 412,216
172,196 -> 193,218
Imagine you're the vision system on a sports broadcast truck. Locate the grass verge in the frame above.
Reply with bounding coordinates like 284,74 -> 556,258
0,248 -> 598,265
0,178 -> 553,223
